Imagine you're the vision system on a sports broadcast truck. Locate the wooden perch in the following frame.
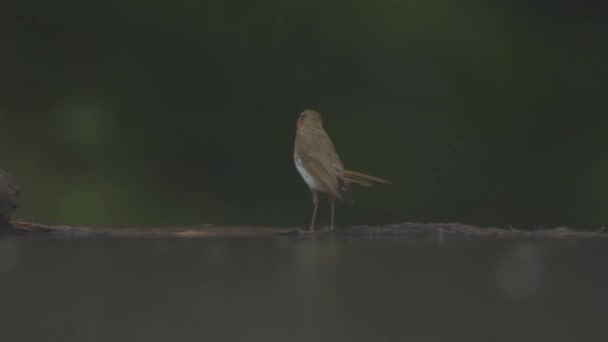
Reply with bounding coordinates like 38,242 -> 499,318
7,220 -> 608,238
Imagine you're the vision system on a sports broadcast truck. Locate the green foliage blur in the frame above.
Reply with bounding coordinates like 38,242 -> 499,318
1,0 -> 607,228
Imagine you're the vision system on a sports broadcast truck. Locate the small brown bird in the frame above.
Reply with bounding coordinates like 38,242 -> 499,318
293,109 -> 391,231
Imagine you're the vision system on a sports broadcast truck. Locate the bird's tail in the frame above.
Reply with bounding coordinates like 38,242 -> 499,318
342,170 -> 392,187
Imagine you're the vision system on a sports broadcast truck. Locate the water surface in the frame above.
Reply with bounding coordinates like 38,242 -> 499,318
0,236 -> 606,341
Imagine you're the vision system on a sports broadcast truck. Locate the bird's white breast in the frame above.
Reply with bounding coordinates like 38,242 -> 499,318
294,156 -> 326,192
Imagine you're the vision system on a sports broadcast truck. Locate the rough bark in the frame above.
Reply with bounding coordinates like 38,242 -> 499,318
8,220 -> 608,238
0,168 -> 20,231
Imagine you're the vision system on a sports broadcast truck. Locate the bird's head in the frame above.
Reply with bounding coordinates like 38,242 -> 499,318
297,109 -> 323,129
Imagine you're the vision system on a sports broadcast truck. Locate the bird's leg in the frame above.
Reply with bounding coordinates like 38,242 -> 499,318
328,193 -> 335,230
309,190 -> 319,231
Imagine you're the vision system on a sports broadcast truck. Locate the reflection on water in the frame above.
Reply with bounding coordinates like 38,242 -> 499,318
0,239 -> 19,274
0,236 -> 607,341
494,243 -> 543,300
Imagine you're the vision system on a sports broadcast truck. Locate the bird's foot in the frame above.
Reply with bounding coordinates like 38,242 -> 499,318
292,226 -> 335,235
295,227 -> 317,234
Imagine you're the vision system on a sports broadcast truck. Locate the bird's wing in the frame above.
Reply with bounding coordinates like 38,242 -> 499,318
295,130 -> 353,203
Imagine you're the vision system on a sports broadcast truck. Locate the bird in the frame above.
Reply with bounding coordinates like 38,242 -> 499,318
293,109 -> 391,231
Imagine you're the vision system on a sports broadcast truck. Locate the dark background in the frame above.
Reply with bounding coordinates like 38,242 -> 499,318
1,0 -> 607,229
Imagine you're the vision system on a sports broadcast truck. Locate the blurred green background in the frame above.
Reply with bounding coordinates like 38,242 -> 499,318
1,0 -> 607,229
